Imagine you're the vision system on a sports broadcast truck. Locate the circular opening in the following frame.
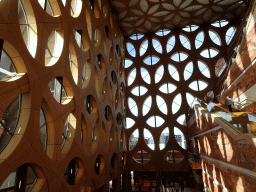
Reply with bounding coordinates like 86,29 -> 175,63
116,44 -> 120,56
96,54 -> 106,71
111,153 -> 118,169
116,113 -> 122,125
48,77 -> 73,104
164,150 -> 184,164
122,152 -> 127,165
94,28 -> 101,46
69,45 -> 78,84
159,127 -> 169,150
61,113 -> 77,151
18,0 -> 37,57
109,125 -> 115,150
73,29 -> 89,51
129,129 -> 138,150
0,164 -> 38,191
120,82 -> 125,93
82,60 -> 92,88
64,158 -> 79,185
40,107 -> 47,151
105,26 -> 109,38
102,77 -> 108,101
111,71 -> 117,84
0,49 -> 17,81
103,4 -> 108,18
91,119 -> 101,154
104,105 -> 112,121
115,91 -> 119,109
94,155 -> 105,175
0,95 -> 22,154
45,29 -> 64,66
38,0 -> 61,16
132,150 -> 151,164
71,0 -> 82,17
84,95 -> 97,114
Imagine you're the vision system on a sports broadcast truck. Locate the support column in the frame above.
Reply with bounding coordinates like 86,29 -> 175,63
122,168 -> 131,192
156,170 -> 162,192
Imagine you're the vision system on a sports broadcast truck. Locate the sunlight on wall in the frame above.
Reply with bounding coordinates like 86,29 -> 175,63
236,177 -> 244,192
217,131 -> 233,161
203,136 -> 211,156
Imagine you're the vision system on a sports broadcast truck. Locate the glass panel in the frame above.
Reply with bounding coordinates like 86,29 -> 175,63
0,95 -> 21,153
200,48 -> 219,58
144,129 -> 154,150
184,62 -> 193,81
174,127 -> 186,149
166,35 -> 175,53
195,31 -> 204,49
143,96 -> 152,116
124,59 -> 133,68
0,171 -> 16,190
177,114 -> 186,125
186,93 -> 198,108
141,67 -> 151,84
198,61 -> 210,78
126,117 -> 135,129
128,98 -> 138,116
156,95 -> 167,115
45,30 -> 64,66
40,108 -> 47,151
226,27 -> 236,45
152,38 -> 162,53
129,129 -> 139,150
168,64 -> 179,81
73,29 -> 84,50
171,52 -> 188,62
48,77 -> 67,104
146,116 -> 164,128
179,34 -> 191,50
209,30 -> 221,46
140,40 -> 148,56
0,50 -> 17,81
38,0 -> 54,16
127,68 -> 136,86
164,150 -> 184,163
131,86 -> 148,96
211,20 -> 229,27
26,166 -> 37,190
143,56 -> 159,65
159,83 -> 177,94
172,94 -> 181,114
155,29 -> 171,36
182,25 -> 198,32
61,114 -> 70,149
130,33 -> 144,40
126,42 -> 136,57
71,0 -> 82,17
159,127 -> 169,150
132,150 -> 151,164
155,65 -> 164,84
189,80 -> 208,91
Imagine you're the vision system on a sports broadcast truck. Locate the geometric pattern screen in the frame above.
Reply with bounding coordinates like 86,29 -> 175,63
112,0 -> 247,36
0,0 -> 125,191
125,20 -> 236,171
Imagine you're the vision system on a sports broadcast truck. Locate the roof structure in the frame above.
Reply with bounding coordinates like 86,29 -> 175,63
110,0 -> 249,36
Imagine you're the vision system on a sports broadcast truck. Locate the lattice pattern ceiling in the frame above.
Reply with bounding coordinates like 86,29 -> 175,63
112,0 -> 248,35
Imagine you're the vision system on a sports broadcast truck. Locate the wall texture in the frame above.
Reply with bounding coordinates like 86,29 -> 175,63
0,0 -> 126,191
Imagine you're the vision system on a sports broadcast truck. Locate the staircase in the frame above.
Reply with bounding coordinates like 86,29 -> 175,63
193,99 -> 256,146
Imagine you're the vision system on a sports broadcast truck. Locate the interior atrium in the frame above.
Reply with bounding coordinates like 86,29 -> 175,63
0,0 -> 255,191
